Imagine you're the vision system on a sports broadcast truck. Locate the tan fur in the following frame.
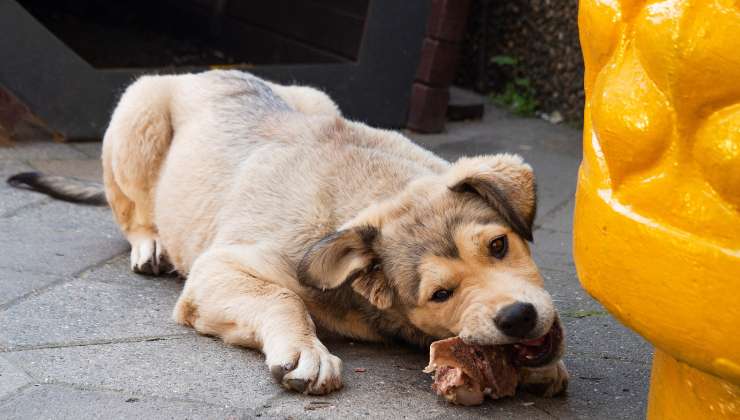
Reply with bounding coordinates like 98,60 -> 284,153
101,70 -> 567,396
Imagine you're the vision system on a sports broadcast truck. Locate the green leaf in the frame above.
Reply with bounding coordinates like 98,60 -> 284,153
491,55 -> 517,66
514,77 -> 531,87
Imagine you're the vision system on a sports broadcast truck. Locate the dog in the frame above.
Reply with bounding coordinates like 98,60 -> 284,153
8,70 -> 568,397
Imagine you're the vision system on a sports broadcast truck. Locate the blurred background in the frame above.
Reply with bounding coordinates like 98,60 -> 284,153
1,0 -> 581,142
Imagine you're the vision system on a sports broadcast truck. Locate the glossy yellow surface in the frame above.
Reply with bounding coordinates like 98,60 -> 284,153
576,0 -> 740,418
649,350 -> 740,419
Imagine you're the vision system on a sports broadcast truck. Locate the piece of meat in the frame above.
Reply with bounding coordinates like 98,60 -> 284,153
424,337 -> 518,405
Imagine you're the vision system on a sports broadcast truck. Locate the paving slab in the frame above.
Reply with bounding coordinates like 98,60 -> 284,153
532,228 -> 575,273
69,141 -> 103,159
0,355 -> 32,400
0,159 -> 48,216
4,335 -> 554,419
0,141 -> 88,161
4,335 -> 278,408
408,106 -> 583,158
0,200 -> 128,276
0,268 -> 63,308
0,271 -> 189,349
537,197 -> 575,234
540,268 -> 594,309
564,317 -> 652,365
28,158 -> 103,182
76,254 -> 173,286
539,353 -> 650,419
4,331 -> 650,419
0,384 -> 252,420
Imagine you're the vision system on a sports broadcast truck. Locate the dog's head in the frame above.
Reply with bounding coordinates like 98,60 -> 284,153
298,153 -> 563,367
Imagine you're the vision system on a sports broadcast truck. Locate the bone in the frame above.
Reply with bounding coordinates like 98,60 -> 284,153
424,337 -> 519,405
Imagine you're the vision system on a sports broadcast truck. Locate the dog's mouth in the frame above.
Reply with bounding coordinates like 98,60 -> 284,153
508,319 -> 563,368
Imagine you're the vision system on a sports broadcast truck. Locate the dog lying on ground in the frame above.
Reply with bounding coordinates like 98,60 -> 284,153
8,70 -> 568,396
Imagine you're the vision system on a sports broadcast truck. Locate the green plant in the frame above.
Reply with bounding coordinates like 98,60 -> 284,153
489,55 -> 539,117
490,55 -> 518,66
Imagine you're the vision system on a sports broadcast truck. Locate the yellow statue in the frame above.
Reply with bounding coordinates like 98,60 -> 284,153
576,0 -> 740,418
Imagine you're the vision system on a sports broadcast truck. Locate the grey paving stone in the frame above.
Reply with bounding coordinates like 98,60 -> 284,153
409,105 -> 583,158
5,335 -> 278,408
0,141 -> 88,161
0,355 -> 32,400
0,200 -> 128,275
0,268 -> 62,308
5,331 -> 649,419
76,254 -> 171,287
535,353 -> 651,420
523,153 -> 578,224
69,141 -> 103,159
0,273 -> 189,349
5,335 -> 553,419
532,228 -> 574,273
0,384 -> 252,420
564,313 -> 653,365
28,159 -> 102,182
540,268 -> 594,310
537,197 -> 575,233
0,159 -> 48,216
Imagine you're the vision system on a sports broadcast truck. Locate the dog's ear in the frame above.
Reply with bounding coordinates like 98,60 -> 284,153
297,226 -> 393,309
448,154 -> 536,241
350,267 -> 394,310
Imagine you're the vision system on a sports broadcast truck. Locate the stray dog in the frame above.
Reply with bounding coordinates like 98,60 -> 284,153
8,70 -> 568,396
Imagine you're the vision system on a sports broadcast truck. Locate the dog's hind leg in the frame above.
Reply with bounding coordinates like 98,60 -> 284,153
173,246 -> 343,395
102,75 -> 175,275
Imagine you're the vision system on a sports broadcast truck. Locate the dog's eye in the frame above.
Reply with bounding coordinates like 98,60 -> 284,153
431,289 -> 452,302
489,235 -> 508,259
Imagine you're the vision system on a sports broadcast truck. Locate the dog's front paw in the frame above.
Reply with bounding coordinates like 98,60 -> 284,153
267,339 -> 343,395
519,360 -> 569,397
129,234 -> 173,275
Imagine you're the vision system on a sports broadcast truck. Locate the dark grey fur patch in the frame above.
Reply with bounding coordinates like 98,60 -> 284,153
209,70 -> 292,113
450,178 -> 534,241
7,172 -> 107,206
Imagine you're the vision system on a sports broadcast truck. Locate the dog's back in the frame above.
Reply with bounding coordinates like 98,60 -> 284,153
101,71 -> 443,275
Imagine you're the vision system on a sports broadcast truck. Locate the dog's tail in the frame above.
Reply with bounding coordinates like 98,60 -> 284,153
7,172 -> 107,206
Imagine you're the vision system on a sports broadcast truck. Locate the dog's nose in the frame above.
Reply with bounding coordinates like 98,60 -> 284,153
494,302 -> 537,338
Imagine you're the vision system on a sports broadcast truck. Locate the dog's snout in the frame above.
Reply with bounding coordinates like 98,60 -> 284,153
494,302 -> 537,338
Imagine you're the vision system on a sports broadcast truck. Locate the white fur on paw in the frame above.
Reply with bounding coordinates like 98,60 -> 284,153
267,339 -> 343,395
130,236 -> 165,275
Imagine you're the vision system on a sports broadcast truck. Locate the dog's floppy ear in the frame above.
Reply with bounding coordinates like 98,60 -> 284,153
448,154 -> 536,241
297,226 -> 393,309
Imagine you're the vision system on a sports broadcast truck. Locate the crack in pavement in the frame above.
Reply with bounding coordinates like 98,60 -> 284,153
1,333 -> 193,353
